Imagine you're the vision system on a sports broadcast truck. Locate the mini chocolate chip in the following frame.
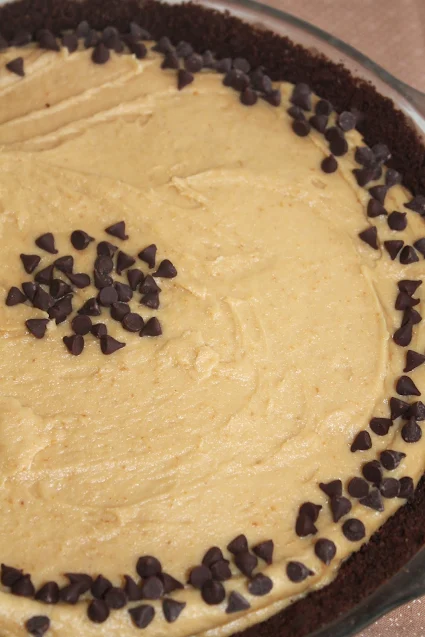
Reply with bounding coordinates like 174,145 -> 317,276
102,27 -> 123,52
129,604 -> 155,628
22,282 -> 39,303
105,221 -> 128,240
137,556 -> 162,578
67,273 -> 90,288
163,598 -> 186,622
404,350 -> 425,373
91,575 -> 112,599
347,477 -> 369,498
319,480 -> 342,498
342,518 -> 366,542
114,282 -> 133,302
353,167 -> 380,187
140,275 -> 161,294
226,591 -> 250,613
367,198 -> 387,218
388,211 -> 407,231
104,586 -> 127,609
337,111 -> 356,131
202,547 -> 224,567
402,417 -> 422,443
35,581 -> 59,604
71,230 -> 94,250
360,488 -> 384,511
189,565 -> 211,589
359,227 -> 378,250
321,155 -> 337,174
210,560 -> 232,581
309,114 -> 328,133
6,286 -> 26,306
138,245 -> 157,269
94,271 -> 113,290
75,21 -> 90,38
252,540 -> 274,564
92,42 -> 110,64
20,254 -> 41,274
162,51 -> 179,69
369,185 -> 388,204
202,50 -> 215,68
178,69 -> 194,90
71,315 -> 92,335
248,573 -> 273,596
240,87 -> 258,106
54,255 -> 74,274
350,430 -> 372,452
315,99 -> 333,115
34,265 -> 54,285
141,317 -> 162,337
393,321 -> 413,347
201,580 -> 225,605
63,334 -> 84,355
62,33 -> 78,53
88,599 -> 110,623
1,564 -> 23,586
129,40 -> 147,59
405,195 -> 425,215
390,397 -> 411,419
158,573 -> 184,594
216,57 -> 232,73
251,70 -> 272,93
380,450 -> 406,471
399,476 -> 414,499
227,534 -> 248,554
64,573 -> 92,592
369,417 -> 392,436
91,323 -> 107,338
50,279 -> 72,299
398,279 -> 422,295
384,240 -> 404,260
408,401 -> 425,420
286,561 -> 313,583
386,168 -> 402,186
95,255 -> 114,275
35,233 -> 57,254
287,105 -> 306,121
295,513 -> 317,537
6,57 -> 25,76
372,143 -> 391,163
123,575 -> 142,601
25,616 -> 50,636
141,292 -> 160,309
354,146 -> 376,167
11,574 -> 35,597
97,241 -> 118,258
110,302 -> 130,321
330,496 -> 351,522
129,23 -> 151,40
362,460 -> 382,484
329,135 -> 348,157
403,308 -> 422,325
396,292 -> 420,311
176,40 -> 193,57
38,29 -> 60,51
152,36 -> 174,54
396,375 -> 421,396
78,298 -> 101,316
26,318 -> 49,339
314,539 -> 336,565
292,119 -> 310,137
48,295 -> 73,324
127,269 -> 144,290
380,478 -> 400,499
400,246 -> 419,264
184,53 -> 203,73
100,335 -> 126,355
98,285 -> 118,307
290,83 -> 311,111
414,238 -> 425,257
232,57 -> 250,73
122,312 -> 144,332
116,251 -> 136,275
235,551 -> 258,577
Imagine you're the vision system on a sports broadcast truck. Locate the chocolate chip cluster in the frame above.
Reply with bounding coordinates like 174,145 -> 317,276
5,221 -> 177,355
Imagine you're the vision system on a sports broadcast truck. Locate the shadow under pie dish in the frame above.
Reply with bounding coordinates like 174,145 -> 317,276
1,1 -> 425,636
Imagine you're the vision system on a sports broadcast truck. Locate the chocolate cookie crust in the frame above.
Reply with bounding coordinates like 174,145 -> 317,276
1,1 -> 425,636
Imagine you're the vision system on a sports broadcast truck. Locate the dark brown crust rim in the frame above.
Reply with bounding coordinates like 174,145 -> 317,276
1,1 -> 425,635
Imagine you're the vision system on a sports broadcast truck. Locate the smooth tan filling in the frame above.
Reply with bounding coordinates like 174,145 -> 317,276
0,44 -> 424,637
